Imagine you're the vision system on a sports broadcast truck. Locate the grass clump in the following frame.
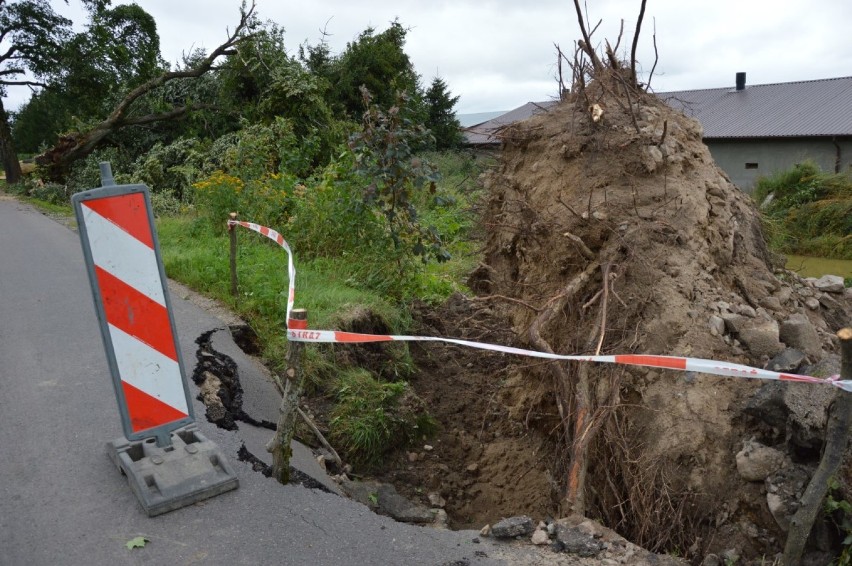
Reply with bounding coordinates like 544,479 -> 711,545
754,161 -> 852,260
329,369 -> 436,466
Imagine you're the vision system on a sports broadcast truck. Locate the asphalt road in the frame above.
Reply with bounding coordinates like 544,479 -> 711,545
0,195 -> 525,566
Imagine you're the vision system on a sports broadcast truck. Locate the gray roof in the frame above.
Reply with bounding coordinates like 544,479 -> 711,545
462,76 -> 852,145
462,101 -> 557,145
457,111 -> 508,128
658,76 -> 852,139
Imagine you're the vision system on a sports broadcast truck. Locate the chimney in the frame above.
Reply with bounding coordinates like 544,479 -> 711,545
736,72 -> 746,91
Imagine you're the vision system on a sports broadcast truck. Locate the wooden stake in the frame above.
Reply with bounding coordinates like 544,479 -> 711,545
783,327 -> 852,565
267,309 -> 308,484
228,212 -> 238,297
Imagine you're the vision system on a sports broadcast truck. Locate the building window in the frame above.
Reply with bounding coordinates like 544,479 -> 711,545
745,162 -> 759,170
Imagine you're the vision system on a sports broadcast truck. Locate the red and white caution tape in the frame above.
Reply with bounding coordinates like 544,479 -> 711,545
229,220 -> 852,393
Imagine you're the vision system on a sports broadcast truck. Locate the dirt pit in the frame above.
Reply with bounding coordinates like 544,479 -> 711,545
372,295 -> 562,529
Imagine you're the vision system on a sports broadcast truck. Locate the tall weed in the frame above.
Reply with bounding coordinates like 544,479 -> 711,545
754,161 -> 852,259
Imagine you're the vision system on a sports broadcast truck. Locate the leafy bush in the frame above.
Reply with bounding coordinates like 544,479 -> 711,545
126,138 -> 208,200
193,170 -> 296,232
65,147 -> 135,192
348,89 -> 449,264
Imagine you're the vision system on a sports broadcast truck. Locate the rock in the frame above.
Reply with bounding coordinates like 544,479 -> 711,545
817,293 -> 849,332
765,465 -> 812,532
701,554 -> 723,566
376,484 -> 435,524
423,444 -> 434,451
800,354 -> 842,380
491,516 -> 535,538
340,479 -> 382,507
720,313 -> 748,335
775,287 -> 792,304
531,529 -> 550,545
735,304 -> 757,318
554,524 -> 604,557
805,297 -> 820,310
407,452 -> 419,462
813,274 -> 845,293
766,348 -> 807,373
779,314 -> 821,357
759,296 -> 782,311
766,493 -> 785,529
641,145 -> 664,172
785,379 -> 838,452
480,524 -> 491,537
738,319 -> 784,357
745,376 -> 837,453
431,509 -> 449,529
466,463 -> 479,473
735,439 -> 787,482
428,492 -> 446,508
709,315 -> 726,336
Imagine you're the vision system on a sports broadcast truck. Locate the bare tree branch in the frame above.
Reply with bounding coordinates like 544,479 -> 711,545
630,0 -> 648,85
646,18 -> 659,92
0,79 -> 47,87
613,19 -> 625,53
572,0 -> 604,72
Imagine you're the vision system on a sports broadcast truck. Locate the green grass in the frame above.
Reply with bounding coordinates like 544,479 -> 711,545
156,216 -> 407,372
754,161 -> 852,260
329,368 -> 436,465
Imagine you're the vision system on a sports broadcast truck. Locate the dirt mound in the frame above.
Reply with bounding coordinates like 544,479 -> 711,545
457,78 -> 851,559
363,73 -> 850,561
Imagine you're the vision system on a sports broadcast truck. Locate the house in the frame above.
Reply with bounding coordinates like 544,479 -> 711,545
462,74 -> 852,193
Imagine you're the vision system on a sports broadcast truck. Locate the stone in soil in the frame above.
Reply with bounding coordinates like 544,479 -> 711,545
490,516 -> 535,538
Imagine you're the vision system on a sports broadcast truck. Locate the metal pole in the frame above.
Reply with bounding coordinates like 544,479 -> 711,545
783,327 -> 852,565
99,162 -> 115,187
229,212 -> 238,297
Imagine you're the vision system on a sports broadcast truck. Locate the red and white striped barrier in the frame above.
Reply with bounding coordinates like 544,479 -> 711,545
77,191 -> 191,435
230,220 -> 852,393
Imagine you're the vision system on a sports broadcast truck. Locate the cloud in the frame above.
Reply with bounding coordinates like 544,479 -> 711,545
5,0 -> 851,115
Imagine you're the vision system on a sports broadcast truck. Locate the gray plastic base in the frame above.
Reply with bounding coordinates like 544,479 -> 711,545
107,426 -> 239,517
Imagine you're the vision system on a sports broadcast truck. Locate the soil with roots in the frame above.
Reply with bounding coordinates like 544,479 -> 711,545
369,80 -> 852,563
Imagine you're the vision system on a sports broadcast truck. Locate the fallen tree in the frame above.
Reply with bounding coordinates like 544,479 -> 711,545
35,2 -> 256,181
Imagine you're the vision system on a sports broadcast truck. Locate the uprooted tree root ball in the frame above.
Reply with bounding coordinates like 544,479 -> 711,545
459,67 -> 851,559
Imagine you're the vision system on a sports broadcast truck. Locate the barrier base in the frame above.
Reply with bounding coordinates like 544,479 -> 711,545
107,426 -> 239,517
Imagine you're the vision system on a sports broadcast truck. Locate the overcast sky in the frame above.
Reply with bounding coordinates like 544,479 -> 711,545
8,0 -> 852,114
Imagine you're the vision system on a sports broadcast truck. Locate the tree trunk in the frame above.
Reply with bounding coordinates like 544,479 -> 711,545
0,98 -> 22,185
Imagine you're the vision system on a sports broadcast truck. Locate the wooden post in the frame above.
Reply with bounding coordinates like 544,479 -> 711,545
783,327 -> 852,565
228,212 -> 238,297
267,308 -> 308,484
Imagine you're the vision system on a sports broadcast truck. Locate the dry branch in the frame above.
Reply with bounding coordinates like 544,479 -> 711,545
572,0 -> 604,72
630,0 -> 648,85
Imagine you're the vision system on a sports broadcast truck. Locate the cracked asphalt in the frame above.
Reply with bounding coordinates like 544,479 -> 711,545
0,195 -> 533,566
